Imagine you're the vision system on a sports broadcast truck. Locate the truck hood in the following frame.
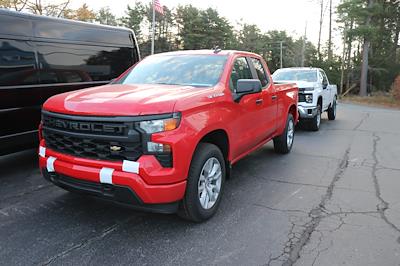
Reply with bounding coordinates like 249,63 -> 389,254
43,84 -> 207,116
275,80 -> 318,90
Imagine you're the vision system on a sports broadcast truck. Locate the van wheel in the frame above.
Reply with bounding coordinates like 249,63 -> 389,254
273,113 -> 295,154
178,143 -> 225,222
328,97 -> 337,120
309,104 -> 321,131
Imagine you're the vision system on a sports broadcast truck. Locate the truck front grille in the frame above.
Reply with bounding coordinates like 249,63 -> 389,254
43,131 -> 142,161
42,111 -> 143,162
298,94 -> 306,102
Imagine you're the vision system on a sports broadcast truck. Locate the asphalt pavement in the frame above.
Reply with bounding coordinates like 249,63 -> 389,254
1,103 -> 400,266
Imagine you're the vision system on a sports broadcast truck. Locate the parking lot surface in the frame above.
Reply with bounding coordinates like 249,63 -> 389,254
1,103 -> 400,266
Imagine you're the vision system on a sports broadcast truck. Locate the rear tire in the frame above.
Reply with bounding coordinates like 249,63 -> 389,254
328,97 -> 337,120
308,104 -> 321,131
178,143 -> 226,222
273,114 -> 295,154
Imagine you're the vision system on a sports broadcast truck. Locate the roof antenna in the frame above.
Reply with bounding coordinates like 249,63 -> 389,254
213,46 -> 222,54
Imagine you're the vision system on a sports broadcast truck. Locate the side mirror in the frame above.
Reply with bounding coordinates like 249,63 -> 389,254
322,82 -> 328,89
236,79 -> 262,94
233,79 -> 262,102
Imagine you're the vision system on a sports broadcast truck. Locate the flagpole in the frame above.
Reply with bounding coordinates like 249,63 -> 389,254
151,0 -> 155,55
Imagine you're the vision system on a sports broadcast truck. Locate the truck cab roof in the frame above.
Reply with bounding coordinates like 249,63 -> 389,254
150,50 -> 262,58
275,67 -> 322,72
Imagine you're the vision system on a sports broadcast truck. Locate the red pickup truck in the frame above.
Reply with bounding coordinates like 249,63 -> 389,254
38,50 -> 298,222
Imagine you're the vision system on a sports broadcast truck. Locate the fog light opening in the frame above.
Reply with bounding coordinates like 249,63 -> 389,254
147,142 -> 171,153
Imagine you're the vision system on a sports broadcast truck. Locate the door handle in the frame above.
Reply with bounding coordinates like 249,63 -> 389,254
271,95 -> 278,100
255,99 -> 263,105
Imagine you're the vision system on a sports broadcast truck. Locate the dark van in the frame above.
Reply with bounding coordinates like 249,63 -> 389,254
0,9 -> 140,155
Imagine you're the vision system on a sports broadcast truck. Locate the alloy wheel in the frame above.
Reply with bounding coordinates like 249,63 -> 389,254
197,157 -> 222,210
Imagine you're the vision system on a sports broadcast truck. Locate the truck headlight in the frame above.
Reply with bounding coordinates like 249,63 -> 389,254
305,94 -> 313,103
139,113 -> 180,134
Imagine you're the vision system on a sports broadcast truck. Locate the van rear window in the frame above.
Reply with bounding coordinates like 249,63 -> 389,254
0,14 -> 33,37
34,21 -> 132,46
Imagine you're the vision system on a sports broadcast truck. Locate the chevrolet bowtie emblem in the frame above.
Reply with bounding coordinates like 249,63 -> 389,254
110,145 -> 122,152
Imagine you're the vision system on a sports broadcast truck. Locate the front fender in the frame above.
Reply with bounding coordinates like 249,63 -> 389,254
151,106 -> 229,184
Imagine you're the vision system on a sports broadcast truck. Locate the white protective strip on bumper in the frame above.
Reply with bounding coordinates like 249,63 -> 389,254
122,160 -> 139,174
39,146 -> 46,158
100,167 -> 114,184
47,156 -> 56,172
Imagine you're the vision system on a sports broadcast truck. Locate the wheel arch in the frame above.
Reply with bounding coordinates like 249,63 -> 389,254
288,104 -> 298,123
328,94 -> 337,109
196,129 -> 231,179
317,96 -> 323,107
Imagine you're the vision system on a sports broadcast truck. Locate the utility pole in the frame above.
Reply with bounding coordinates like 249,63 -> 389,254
280,41 -> 283,68
151,0 -> 155,55
301,22 -> 307,67
264,41 -> 285,68
317,0 -> 324,61
346,18 -> 354,90
328,0 -> 333,61
340,26 -> 347,95
360,0 -> 373,97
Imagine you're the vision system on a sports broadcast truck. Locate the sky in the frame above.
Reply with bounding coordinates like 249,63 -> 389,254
71,0 -> 342,50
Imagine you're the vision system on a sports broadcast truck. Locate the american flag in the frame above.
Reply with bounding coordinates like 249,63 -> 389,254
154,0 -> 164,15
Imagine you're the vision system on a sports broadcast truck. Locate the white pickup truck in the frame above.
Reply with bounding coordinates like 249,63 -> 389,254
272,67 -> 337,131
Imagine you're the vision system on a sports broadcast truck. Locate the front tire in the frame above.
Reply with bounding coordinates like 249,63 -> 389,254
273,113 -> 295,154
178,143 -> 226,222
308,104 -> 321,131
327,97 -> 337,120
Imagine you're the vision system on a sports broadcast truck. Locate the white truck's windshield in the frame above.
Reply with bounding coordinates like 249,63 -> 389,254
273,69 -> 318,82
119,54 -> 228,87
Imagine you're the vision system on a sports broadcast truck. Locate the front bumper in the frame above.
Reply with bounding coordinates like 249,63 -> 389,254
42,169 -> 180,213
298,105 -> 318,119
39,145 -> 187,212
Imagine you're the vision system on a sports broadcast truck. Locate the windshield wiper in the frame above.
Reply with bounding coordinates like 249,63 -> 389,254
151,82 -> 212,87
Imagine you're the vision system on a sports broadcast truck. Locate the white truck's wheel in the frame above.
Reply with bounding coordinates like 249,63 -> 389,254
309,104 -> 321,131
328,97 -> 337,120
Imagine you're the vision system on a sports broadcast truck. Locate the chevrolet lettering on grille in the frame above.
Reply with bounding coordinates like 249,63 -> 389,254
44,117 -> 126,134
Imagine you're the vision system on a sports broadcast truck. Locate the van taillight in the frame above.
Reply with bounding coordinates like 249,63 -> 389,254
38,122 -> 43,140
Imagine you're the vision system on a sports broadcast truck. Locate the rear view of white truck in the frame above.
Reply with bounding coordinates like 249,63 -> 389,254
272,67 -> 337,131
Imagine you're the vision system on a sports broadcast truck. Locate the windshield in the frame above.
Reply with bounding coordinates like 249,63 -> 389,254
118,54 -> 228,87
273,70 -> 318,82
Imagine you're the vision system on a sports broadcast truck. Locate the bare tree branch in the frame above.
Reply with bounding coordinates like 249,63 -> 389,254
57,0 -> 69,18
